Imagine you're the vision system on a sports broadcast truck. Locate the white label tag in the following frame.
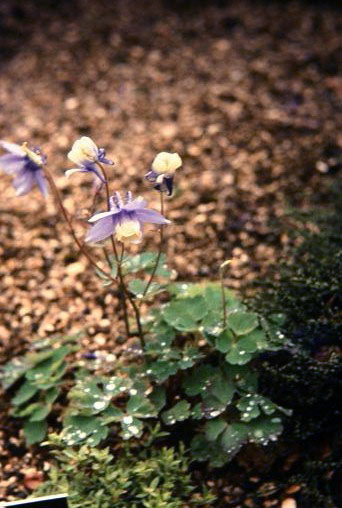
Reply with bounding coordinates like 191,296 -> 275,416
0,494 -> 68,507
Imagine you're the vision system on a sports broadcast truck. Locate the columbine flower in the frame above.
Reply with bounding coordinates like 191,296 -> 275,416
0,140 -> 48,197
86,191 -> 170,244
66,136 -> 114,183
145,151 -> 182,196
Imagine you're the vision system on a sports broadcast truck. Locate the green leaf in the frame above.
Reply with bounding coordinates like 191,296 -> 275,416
126,394 -> 156,418
68,380 -> 111,415
29,404 -> 52,422
122,252 -> 166,275
12,402 -> 42,418
215,329 -> 234,353
237,394 -> 261,422
190,434 -> 228,467
183,365 -> 216,397
205,418 -> 227,441
148,360 -> 179,382
227,311 -> 259,336
149,386 -> 166,412
225,343 -> 253,365
163,296 -> 208,331
101,405 -> 124,424
128,279 -> 164,299
26,346 -> 70,385
24,419 -> 47,445
45,386 -> 60,404
12,381 -> 38,406
223,364 -> 259,392
121,416 -> 143,440
210,375 -> 235,407
220,423 -> 249,454
248,417 -> 283,445
62,415 -> 107,446
177,347 -> 202,370
162,400 -> 190,425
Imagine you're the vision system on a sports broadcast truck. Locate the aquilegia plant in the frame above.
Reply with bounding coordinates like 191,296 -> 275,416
0,136 -> 290,467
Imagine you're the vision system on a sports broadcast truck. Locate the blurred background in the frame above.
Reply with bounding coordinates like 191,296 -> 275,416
0,0 -> 341,343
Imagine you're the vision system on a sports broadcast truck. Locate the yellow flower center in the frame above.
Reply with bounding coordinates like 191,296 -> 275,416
115,220 -> 142,244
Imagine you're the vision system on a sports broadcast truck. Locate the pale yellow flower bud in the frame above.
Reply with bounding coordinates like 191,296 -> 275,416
151,152 -> 182,176
68,136 -> 98,166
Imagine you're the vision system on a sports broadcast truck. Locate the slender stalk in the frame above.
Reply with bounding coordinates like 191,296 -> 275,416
102,245 -> 112,269
142,192 -> 165,299
95,161 -> 136,342
43,166 -> 116,283
111,236 -> 145,348
219,260 -> 232,329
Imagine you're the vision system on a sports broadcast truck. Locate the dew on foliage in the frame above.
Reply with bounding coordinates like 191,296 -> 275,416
123,416 -> 133,424
129,389 -> 137,396
128,425 -> 140,435
93,400 -> 106,410
105,383 -> 115,391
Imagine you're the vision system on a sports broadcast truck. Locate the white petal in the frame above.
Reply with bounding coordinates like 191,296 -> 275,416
88,210 -> 117,223
151,152 -> 182,175
114,219 -> 142,244
64,168 -> 86,177
68,136 -> 99,166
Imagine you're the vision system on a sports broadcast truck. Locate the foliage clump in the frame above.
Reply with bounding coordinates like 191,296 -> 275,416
34,433 -> 215,508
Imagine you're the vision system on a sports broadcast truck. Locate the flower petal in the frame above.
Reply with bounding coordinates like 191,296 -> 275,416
85,216 -> 116,243
151,152 -> 182,175
88,210 -> 119,223
0,140 -> 26,156
13,170 -> 35,196
35,170 -> 49,198
68,137 -> 99,166
134,208 -> 171,225
124,196 -> 148,211
0,154 -> 25,174
114,219 -> 142,244
64,168 -> 88,178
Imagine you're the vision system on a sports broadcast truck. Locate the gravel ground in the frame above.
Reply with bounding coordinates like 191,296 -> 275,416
0,0 -> 341,503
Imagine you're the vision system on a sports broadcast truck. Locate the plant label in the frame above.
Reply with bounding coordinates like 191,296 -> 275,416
0,494 -> 68,508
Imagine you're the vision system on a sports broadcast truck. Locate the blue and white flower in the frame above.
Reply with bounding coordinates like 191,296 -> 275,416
66,136 -> 114,183
145,151 -> 182,196
86,191 -> 170,244
0,140 -> 48,197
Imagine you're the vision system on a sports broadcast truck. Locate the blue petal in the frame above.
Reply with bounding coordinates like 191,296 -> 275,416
12,169 -> 35,196
134,208 -> 171,225
35,169 -> 49,198
85,216 -> 117,243
0,154 -> 25,174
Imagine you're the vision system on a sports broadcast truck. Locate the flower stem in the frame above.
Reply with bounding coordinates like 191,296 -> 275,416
43,166 -> 116,283
142,192 -> 165,300
219,260 -> 232,329
95,162 -> 143,344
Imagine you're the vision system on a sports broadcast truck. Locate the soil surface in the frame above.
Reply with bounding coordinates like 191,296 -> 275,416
0,0 -> 341,504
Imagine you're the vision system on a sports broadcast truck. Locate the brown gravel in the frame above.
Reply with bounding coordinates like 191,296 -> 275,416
0,0 -> 341,503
